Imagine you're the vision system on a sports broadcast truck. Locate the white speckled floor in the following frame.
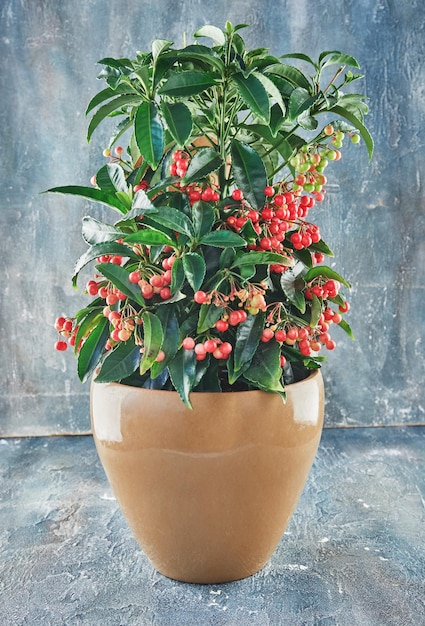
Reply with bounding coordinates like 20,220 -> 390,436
1,427 -> 424,626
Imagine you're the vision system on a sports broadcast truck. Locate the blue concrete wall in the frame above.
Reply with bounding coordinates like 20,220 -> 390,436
1,0 -> 424,435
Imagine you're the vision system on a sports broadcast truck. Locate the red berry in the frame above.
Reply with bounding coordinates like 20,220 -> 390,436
204,339 -> 217,353
231,189 -> 244,201
264,186 -> 274,197
160,287 -> 171,300
55,340 -> 68,351
275,329 -> 287,342
215,319 -> 229,332
194,290 -> 207,304
182,337 -> 195,350
129,270 -> 141,284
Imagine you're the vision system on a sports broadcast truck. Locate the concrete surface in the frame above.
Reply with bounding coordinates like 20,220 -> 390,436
1,426 -> 424,625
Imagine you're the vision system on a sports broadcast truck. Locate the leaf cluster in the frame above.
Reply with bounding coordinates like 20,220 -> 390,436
49,22 -> 372,407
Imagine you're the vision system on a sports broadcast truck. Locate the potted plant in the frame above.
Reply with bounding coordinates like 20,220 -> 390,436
50,22 -> 372,583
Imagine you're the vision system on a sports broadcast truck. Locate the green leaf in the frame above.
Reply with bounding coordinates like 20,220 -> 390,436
230,140 -> 268,210
173,45 -> 225,72
192,201 -> 215,238
158,70 -> 218,98
81,216 -> 124,245
85,83 -> 138,116
129,188 -> 158,217
194,24 -> 226,45
288,87 -> 319,120
304,265 -> 351,288
139,311 -> 164,375
135,101 -> 164,169
232,312 -> 265,375
281,52 -> 317,67
321,52 -> 360,69
280,264 -> 306,313
231,72 -> 270,123
182,147 -> 224,184
72,242 -> 139,287
197,304 -> 224,334
338,318 -> 355,339
46,185 -> 129,214
310,295 -> 322,327
329,104 -> 374,159
77,317 -> 109,383
266,63 -> 311,91
160,101 -> 192,147
87,94 -> 141,142
150,308 -> 180,377
96,262 -> 146,306
243,340 -> 286,397
147,207 -> 194,237
95,340 -> 141,382
254,72 -> 286,115
104,163 -> 129,192
182,252 -> 206,292
74,309 -> 104,354
231,251 -> 290,268
171,257 -> 185,293
123,229 -> 175,247
168,348 -> 197,408
200,230 -> 246,248
152,39 -> 173,62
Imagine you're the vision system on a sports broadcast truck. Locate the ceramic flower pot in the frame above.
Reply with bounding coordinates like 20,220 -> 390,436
90,370 -> 324,584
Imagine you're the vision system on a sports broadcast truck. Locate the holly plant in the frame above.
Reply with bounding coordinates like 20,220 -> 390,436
50,22 -> 372,407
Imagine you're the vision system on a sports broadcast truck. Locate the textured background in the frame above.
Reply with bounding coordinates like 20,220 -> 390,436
1,0 -> 424,435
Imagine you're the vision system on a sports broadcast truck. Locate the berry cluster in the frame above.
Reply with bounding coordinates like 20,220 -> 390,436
170,150 -> 220,204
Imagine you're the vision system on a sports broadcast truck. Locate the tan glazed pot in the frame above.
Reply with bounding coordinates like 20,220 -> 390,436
90,370 -> 324,584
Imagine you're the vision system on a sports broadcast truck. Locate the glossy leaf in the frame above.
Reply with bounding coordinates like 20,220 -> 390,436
85,83 -> 138,116
329,104 -> 374,159
135,101 -> 164,169
87,94 -> 141,142
150,308 -> 180,377
147,207 -> 194,237
72,242 -> 139,287
152,39 -> 173,63
232,312 -> 265,375
77,317 -> 109,383
124,229 -> 175,247
182,148 -> 224,184
192,201 -> 215,238
231,72 -> 270,122
321,52 -> 360,69
96,262 -> 146,306
197,304 -> 224,334
95,340 -> 141,382
171,257 -> 185,293
183,252 -> 206,292
230,140 -> 268,210
288,87 -> 319,120
160,101 -> 192,147
338,318 -> 355,340
82,217 -> 124,245
46,185 -> 129,214
194,24 -> 226,45
266,63 -> 311,91
158,70 -> 218,98
74,309 -> 104,354
304,265 -> 351,288
231,251 -> 290,268
243,340 -> 286,397
310,295 -> 322,327
139,312 -> 164,375
168,348 -> 197,408
200,230 -> 246,248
